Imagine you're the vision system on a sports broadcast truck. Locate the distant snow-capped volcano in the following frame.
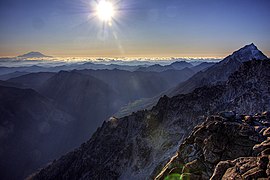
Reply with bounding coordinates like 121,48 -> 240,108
18,52 -> 52,58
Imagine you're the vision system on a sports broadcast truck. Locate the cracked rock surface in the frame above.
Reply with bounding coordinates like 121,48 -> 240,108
156,112 -> 270,180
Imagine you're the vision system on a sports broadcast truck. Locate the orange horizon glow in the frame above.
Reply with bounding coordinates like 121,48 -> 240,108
0,46 -> 269,59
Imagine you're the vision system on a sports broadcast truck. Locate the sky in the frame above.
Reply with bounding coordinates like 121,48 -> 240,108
0,0 -> 270,58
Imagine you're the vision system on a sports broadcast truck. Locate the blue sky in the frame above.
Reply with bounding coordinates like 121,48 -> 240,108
0,0 -> 269,57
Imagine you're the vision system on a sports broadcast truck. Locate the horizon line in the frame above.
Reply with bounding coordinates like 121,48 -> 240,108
0,56 -> 224,60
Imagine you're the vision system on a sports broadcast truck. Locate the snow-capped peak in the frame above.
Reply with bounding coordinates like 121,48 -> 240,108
18,51 -> 52,58
221,43 -> 268,64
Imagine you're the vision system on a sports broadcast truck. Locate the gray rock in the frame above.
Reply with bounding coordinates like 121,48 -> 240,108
219,111 -> 236,120
156,113 -> 264,180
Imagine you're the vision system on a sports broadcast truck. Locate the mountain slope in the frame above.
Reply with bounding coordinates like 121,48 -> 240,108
75,68 -> 195,103
29,59 -> 270,180
7,68 -> 195,102
38,71 -> 120,142
190,62 -> 216,72
8,72 -> 55,89
0,79 -> 25,89
7,68 -> 195,148
0,71 -> 29,80
0,85 -> 75,180
117,43 -> 268,117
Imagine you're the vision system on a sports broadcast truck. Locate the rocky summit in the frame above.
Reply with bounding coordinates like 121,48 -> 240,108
27,59 -> 270,180
155,111 -> 270,180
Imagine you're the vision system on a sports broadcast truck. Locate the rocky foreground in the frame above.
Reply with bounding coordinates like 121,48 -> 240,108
156,111 -> 270,179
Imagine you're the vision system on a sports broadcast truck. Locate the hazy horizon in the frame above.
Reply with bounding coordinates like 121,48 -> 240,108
0,43 -> 269,59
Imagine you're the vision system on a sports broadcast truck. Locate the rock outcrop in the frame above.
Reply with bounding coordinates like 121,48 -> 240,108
156,112 -> 270,180
211,112 -> 270,179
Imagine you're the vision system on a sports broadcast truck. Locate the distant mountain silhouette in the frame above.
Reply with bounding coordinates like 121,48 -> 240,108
190,62 -> 216,72
0,63 -> 141,76
18,52 -> 52,58
136,61 -> 194,72
170,61 -> 194,69
136,64 -> 172,72
0,60 -> 212,77
0,71 -> 29,80
0,66 -> 49,76
8,72 -> 55,89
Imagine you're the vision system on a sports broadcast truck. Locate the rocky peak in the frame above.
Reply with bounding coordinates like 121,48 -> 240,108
221,43 -> 268,64
166,45 -> 268,98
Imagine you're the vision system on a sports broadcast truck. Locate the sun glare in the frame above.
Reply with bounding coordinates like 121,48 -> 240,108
96,0 -> 115,22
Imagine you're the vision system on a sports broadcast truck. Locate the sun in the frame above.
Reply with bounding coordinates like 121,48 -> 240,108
96,0 -> 115,22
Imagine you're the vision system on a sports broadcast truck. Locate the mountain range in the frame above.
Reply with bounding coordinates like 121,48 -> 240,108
136,61 -> 215,73
0,61 -> 199,179
27,45 -> 270,179
4,68 -> 195,143
0,59 -> 214,77
136,61 -> 193,72
117,43 -> 268,117
0,44 -> 269,179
